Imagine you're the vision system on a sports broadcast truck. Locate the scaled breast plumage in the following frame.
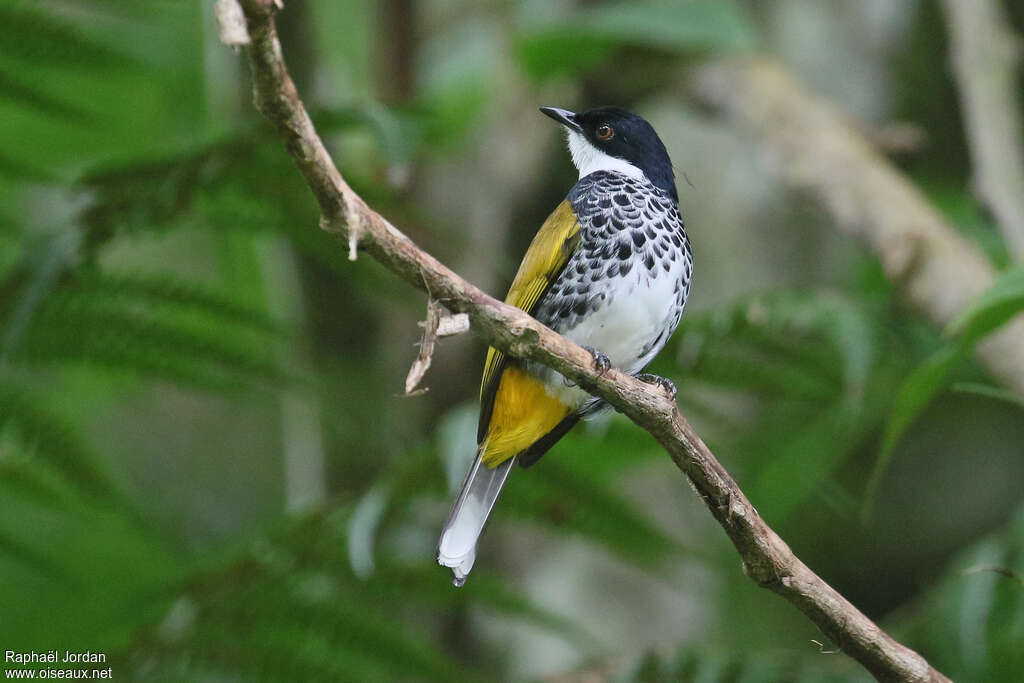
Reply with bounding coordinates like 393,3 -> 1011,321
533,170 -> 693,334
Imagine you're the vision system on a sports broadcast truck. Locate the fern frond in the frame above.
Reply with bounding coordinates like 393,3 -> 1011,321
224,592 -> 477,682
134,544 -> 483,682
623,643 -> 861,683
13,304 -> 290,392
677,290 -> 877,394
73,0 -> 181,16
0,532 -> 76,582
0,4 -> 135,72
78,135 -> 255,245
369,561 -> 595,645
314,104 -> 417,165
296,505 -> 594,643
901,504 -> 1024,680
1,229 -> 87,359
68,271 -> 284,334
0,66 -> 93,122
682,338 -> 840,401
0,384 -> 121,502
183,620 -> 467,683
746,404 -> 874,521
503,460 -> 684,567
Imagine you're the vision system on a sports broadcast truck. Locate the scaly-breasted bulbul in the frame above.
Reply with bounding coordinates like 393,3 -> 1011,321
438,106 -> 693,585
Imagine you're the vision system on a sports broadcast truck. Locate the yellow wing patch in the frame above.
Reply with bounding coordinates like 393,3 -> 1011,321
476,200 -> 581,467
479,200 -> 581,400
480,367 -> 571,467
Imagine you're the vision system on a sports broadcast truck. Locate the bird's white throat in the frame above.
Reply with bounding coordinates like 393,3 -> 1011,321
566,129 -> 645,181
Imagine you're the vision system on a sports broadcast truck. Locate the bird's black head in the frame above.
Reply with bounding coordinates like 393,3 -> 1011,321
540,106 -> 677,202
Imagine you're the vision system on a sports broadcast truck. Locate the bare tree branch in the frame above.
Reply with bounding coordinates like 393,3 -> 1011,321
941,0 -> 1024,262
692,57 -> 1024,398
229,3 -> 949,680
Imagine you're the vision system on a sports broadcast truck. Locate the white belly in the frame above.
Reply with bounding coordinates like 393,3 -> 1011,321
544,265 -> 682,408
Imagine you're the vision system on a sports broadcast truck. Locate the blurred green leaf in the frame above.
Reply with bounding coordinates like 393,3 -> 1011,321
751,407 -> 860,521
365,562 -> 595,647
923,181 -> 1010,268
946,266 -> 1024,345
316,104 -> 418,165
516,32 -> 611,82
0,4 -> 136,72
284,506 -> 593,646
949,382 -> 1024,410
4,283 -> 291,392
0,151 -> 57,183
667,290 -> 910,522
541,416 -> 663,481
77,134 -> 257,245
21,308 -> 285,390
0,66 -> 94,122
901,504 -> 1024,680
517,1 -> 755,81
219,598 -> 479,683
163,587 -> 482,683
0,454 -> 183,650
682,337 -> 839,401
414,20 -> 496,149
503,460 -> 684,567
121,508 -> 590,682
69,270 -> 284,334
674,291 -> 880,413
0,233 -> 80,361
865,266 -> 1024,518
0,384 -> 121,502
863,344 -> 966,519
621,643 -> 867,682
814,293 -> 878,405
575,1 -> 756,52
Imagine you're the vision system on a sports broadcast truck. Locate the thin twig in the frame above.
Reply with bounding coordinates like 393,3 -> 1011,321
962,563 -> 1024,590
228,4 -> 949,680
405,298 -> 442,395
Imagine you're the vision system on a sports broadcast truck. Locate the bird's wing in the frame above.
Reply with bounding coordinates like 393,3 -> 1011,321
477,199 -> 581,441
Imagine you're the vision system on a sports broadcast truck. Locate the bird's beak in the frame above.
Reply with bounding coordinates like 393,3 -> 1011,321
539,106 -> 582,132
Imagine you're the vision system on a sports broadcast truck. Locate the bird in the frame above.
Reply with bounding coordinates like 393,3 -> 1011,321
437,106 -> 693,586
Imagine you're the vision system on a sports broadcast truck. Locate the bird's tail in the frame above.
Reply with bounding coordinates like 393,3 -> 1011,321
437,450 -> 516,586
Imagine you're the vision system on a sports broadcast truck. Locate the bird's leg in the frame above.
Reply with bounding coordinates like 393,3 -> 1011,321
583,346 -> 611,375
636,372 -> 677,399
563,347 -> 610,386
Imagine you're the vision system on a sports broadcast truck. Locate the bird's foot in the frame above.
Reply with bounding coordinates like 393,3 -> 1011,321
636,373 -> 677,399
583,346 -> 611,376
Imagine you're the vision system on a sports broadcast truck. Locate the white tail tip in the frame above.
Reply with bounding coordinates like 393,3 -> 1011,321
437,454 -> 515,586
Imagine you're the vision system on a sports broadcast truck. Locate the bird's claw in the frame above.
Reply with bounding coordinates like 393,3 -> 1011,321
583,346 -> 611,376
637,373 -> 677,399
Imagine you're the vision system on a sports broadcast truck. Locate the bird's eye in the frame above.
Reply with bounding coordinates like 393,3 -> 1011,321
596,124 -> 614,141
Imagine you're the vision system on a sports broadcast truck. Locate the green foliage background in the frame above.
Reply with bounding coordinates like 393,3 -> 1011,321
1,0 -> 1023,681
